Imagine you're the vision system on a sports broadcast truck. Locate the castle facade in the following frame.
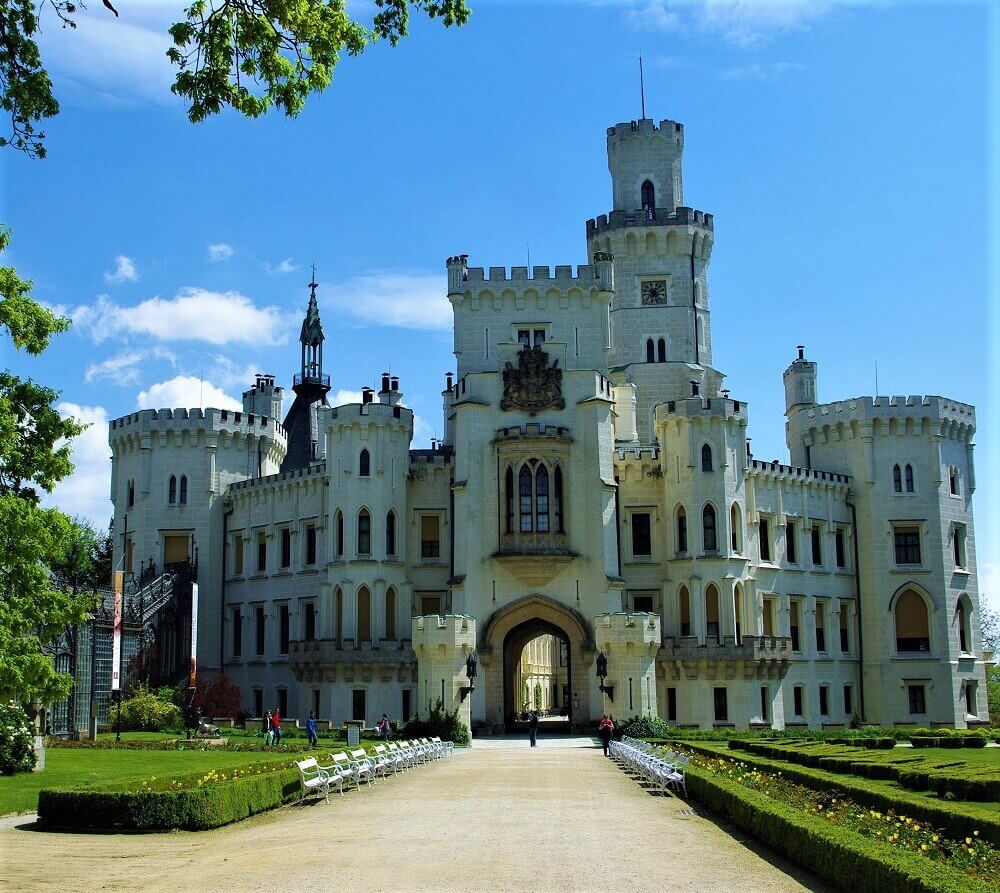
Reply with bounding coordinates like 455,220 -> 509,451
108,117 -> 988,732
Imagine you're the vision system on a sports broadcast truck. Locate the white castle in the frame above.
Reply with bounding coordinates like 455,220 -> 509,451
109,117 -> 988,732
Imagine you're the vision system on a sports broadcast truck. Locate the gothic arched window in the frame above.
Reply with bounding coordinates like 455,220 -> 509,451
554,467 -> 564,533
359,449 -> 370,477
895,589 -> 929,652
701,443 -> 713,473
905,464 -> 914,493
357,586 -> 371,642
641,179 -> 655,211
892,464 -> 902,493
168,475 -> 177,504
385,510 -> 396,556
646,339 -> 655,363
127,480 -> 135,508
657,338 -> 666,362
730,503 -> 741,552
335,510 -> 344,556
179,475 -> 188,504
535,465 -> 549,533
519,464 -> 533,532
676,505 -> 688,553
385,587 -> 397,640
505,467 -> 515,534
703,503 -> 717,552
357,509 -> 371,555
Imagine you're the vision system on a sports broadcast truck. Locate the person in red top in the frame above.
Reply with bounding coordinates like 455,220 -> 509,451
272,709 -> 282,746
598,714 -> 615,757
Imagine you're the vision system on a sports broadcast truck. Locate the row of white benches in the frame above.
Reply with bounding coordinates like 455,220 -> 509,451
610,736 -> 690,797
296,737 -> 454,802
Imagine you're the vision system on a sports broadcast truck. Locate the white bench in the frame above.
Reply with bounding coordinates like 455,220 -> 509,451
329,751 -> 373,789
296,757 -> 340,802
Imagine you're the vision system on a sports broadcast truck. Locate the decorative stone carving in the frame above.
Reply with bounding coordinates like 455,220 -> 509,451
500,346 -> 565,415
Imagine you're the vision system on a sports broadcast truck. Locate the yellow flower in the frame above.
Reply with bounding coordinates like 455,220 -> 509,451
920,844 -> 928,851
966,838 -> 973,845
932,835 -> 939,842
968,848 -> 975,855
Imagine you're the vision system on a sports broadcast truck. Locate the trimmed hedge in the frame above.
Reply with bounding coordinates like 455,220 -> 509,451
37,757 -> 309,831
680,742 -> 1000,846
731,741 -> 1000,802
685,761 -> 995,893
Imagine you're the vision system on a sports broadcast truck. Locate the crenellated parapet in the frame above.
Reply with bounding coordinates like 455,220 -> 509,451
793,395 -> 975,444
411,614 -> 477,731
592,612 -> 661,718
110,407 -> 286,449
747,458 -> 851,491
586,206 -> 714,238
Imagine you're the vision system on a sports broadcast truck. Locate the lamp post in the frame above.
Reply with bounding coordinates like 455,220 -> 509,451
460,651 -> 478,701
596,650 -> 614,702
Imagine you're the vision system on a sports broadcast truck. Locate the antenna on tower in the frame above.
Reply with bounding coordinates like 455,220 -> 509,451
875,361 -> 879,397
639,55 -> 646,119
309,262 -> 318,299
526,243 -> 531,271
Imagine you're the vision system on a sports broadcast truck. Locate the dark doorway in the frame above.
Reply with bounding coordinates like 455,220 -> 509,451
502,618 -> 572,732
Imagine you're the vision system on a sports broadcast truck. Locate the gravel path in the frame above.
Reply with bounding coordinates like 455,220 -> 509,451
2,743 -> 824,893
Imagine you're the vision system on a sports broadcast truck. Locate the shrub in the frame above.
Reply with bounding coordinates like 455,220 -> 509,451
617,714 -> 671,740
401,699 -> 470,745
116,686 -> 183,732
192,671 -> 245,721
0,702 -> 35,775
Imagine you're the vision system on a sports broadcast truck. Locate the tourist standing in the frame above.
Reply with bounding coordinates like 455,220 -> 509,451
306,711 -> 318,748
272,708 -> 282,746
598,713 -> 615,757
375,713 -> 391,740
528,709 -> 539,747
263,710 -> 274,748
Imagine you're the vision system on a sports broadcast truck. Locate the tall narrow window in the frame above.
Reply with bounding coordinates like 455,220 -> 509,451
234,537 -> 244,575
306,525 -> 317,565
421,515 -> 440,558
701,444 -> 713,472
518,329 -> 530,347
958,599 -> 970,653
279,604 -> 289,654
657,338 -> 666,362
641,179 -> 655,210
678,586 -> 691,637
734,584 -> 743,644
519,464 -> 533,532
359,449 -> 370,477
533,329 -> 545,346
257,531 -> 267,572
815,601 -> 826,652
759,518 -> 771,562
632,512 -> 652,556
127,480 -> 135,508
357,587 -> 371,642
646,339 -> 655,363
730,504 -> 741,552
179,475 -> 188,504
953,523 -> 967,568
705,584 -> 720,644
790,600 -> 801,652
835,528 -> 846,568
357,509 -> 371,555
785,521 -> 797,564
554,467 -> 564,533
168,475 -> 177,504
385,588 -> 397,640
949,468 -> 959,495
335,588 -> 344,645
676,506 -> 688,553
505,467 -> 515,534
335,511 -> 344,556
385,510 -> 396,556
713,687 -> 728,722
895,589 -> 929,652
231,607 -> 242,657
255,606 -> 265,655
839,605 -> 850,652
702,504 -> 717,552
304,602 -> 316,641
811,526 -> 822,566
535,465 -> 550,532
892,464 -> 902,493
905,464 -> 914,493
762,597 -> 775,637
280,528 -> 291,568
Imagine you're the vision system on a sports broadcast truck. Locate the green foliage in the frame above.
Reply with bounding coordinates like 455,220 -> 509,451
117,686 -> 183,732
401,698 -> 469,745
167,0 -> 469,124
0,701 -> 35,774
47,517 -> 112,591
987,664 -> 1000,728
37,757 -> 310,830
617,714 -> 671,739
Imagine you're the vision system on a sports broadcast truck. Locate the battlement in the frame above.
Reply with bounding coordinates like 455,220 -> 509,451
409,446 -> 455,466
322,401 -> 414,428
614,445 -> 660,462
226,461 -> 327,493
607,119 -> 683,139
748,458 -> 851,487
655,395 -> 747,423
461,264 -> 595,286
796,395 -> 976,433
411,613 -> 476,649
109,407 -> 286,441
493,423 -> 574,445
586,206 -> 713,238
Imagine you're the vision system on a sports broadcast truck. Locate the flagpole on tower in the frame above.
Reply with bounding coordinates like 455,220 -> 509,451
639,55 -> 646,119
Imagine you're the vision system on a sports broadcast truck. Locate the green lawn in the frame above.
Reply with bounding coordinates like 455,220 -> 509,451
0,748 -> 304,816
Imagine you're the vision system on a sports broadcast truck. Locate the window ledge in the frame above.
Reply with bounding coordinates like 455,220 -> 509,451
298,567 -> 320,576
272,570 -> 293,578
756,562 -> 780,571
952,568 -> 971,576
890,566 -> 930,574
892,653 -> 936,660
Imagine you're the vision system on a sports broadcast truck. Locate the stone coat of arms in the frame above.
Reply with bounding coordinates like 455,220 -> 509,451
500,345 -> 565,415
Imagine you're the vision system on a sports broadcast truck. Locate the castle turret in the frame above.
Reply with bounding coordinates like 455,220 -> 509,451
607,118 -> 684,213
281,267 -> 331,472
243,373 -> 283,419
784,345 -> 818,415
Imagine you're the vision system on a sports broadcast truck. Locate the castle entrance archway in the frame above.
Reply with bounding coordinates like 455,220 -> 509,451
479,596 -> 594,733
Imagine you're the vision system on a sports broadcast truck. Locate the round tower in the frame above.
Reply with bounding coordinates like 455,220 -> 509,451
607,118 -> 685,213
783,345 -> 819,416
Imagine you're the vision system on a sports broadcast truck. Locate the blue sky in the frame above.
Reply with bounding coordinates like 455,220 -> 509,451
2,1 -> 997,609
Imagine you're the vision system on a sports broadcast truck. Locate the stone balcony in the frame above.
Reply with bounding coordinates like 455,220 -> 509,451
288,638 -> 417,685
492,532 -> 578,586
657,634 -> 792,681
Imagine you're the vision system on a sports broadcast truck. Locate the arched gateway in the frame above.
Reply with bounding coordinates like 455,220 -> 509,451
478,596 -> 595,733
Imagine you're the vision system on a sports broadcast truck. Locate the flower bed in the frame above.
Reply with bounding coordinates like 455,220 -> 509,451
680,749 -> 998,892
47,737 -> 312,753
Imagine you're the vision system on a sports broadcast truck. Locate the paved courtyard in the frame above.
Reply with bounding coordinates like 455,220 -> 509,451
2,740 -> 824,893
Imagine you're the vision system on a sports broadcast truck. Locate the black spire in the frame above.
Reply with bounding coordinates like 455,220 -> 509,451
282,265 -> 331,473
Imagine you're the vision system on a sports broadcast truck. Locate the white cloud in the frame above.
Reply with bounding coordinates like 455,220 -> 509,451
208,243 -> 234,262
411,413 -> 436,448
104,255 -> 139,284
330,389 -> 365,407
213,355 -> 264,390
136,375 -> 242,412
720,61 -> 805,79
73,288 -> 294,345
624,0 -> 836,48
43,403 -> 113,526
324,271 -> 450,331
265,258 -> 300,274
85,347 -> 177,385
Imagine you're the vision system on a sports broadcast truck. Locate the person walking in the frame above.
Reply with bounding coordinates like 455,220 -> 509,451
598,713 -> 615,757
374,714 -> 391,741
262,710 -> 274,748
272,708 -> 282,746
528,709 -> 539,748
306,711 -> 318,748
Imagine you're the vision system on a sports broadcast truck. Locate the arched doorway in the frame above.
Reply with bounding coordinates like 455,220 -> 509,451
503,619 -> 571,731
479,595 -> 594,734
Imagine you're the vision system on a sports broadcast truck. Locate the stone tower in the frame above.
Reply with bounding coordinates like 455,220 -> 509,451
281,268 -> 331,472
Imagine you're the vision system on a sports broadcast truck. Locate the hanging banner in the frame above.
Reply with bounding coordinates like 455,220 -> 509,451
110,572 -> 124,691
189,582 -> 199,689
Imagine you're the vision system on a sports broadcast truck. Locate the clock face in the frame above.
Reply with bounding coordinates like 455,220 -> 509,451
641,279 -> 668,305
